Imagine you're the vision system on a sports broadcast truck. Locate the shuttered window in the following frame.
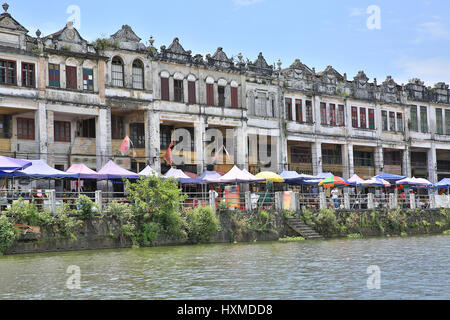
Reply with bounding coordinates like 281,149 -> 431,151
382,111 -> 388,131
389,112 -> 396,131
188,81 -> 196,104
231,87 -> 238,108
22,63 -> 35,87
218,86 -> 225,107
285,98 -> 292,121
397,113 -> 403,132
83,68 -> 94,91
0,59 -> 16,85
206,84 -> 214,106
320,103 -> 327,125
329,104 -> 336,126
352,107 -> 358,128
17,118 -> 34,140
55,121 -> 71,142
161,77 -> 169,101
369,109 -> 375,130
305,100 -> 313,123
174,80 -> 184,102
49,64 -> 60,87
338,105 -> 345,126
295,99 -> 302,123
132,60 -> 144,90
111,57 -> 124,87
66,66 -> 77,89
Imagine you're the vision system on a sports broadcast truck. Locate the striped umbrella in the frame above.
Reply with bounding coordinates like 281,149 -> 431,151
318,176 -> 350,188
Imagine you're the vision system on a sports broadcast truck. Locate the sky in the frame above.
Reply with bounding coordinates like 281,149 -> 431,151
6,0 -> 450,87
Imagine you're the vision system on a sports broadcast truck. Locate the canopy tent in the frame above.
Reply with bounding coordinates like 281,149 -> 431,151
280,171 -> 315,184
255,172 -> 285,183
184,172 -> 198,179
164,168 -> 204,184
376,173 -> 407,181
138,165 -> 159,177
204,166 -> 264,184
0,156 -> 32,172
97,161 -> 140,180
348,174 -> 365,186
436,178 -> 450,189
318,176 -> 351,188
302,172 -> 334,186
199,171 -> 223,182
362,177 -> 391,187
396,177 -> 433,187
66,164 -> 106,180
9,160 -> 78,179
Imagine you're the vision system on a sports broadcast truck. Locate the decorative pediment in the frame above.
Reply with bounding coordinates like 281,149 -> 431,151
159,38 -> 192,64
354,70 -> 369,86
318,66 -> 344,81
44,22 -> 86,44
247,52 -> 273,76
381,76 -> 398,91
409,78 -> 424,86
111,25 -> 141,43
0,4 -> 28,33
206,47 -> 234,70
167,37 -> 187,54
211,47 -> 232,62
434,82 -> 449,90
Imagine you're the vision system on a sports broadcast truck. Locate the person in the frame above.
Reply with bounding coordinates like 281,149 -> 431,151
331,188 -> 339,209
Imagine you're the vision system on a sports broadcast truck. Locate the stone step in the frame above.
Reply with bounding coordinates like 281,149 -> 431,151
286,219 -> 324,240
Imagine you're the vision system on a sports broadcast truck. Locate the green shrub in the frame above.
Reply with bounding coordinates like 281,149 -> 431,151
183,207 -> 220,244
107,201 -> 134,221
75,195 -> 99,219
6,199 -> 54,226
347,233 -> 363,239
0,215 -> 19,254
279,236 -> 305,242
314,209 -> 339,237
443,230 -> 450,235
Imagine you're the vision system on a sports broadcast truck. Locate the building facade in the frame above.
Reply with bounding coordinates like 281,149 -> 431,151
1,4 -> 450,183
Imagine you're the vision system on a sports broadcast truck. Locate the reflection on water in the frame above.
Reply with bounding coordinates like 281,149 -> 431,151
1,235 -> 450,300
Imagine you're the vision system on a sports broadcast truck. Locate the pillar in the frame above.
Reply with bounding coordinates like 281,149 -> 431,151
342,143 -> 354,178
145,110 -> 161,173
46,110 -> 54,167
312,142 -> 322,175
195,118 -> 206,174
402,145 -> 411,178
375,146 -> 384,175
428,145 -> 437,184
96,108 -> 112,171
236,122 -> 248,170
367,193 -> 374,209
37,103 -> 48,162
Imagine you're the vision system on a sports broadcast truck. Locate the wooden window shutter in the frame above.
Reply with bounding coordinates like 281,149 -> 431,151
206,84 -> 214,106
161,77 -> 169,101
188,81 -> 196,104
231,87 -> 238,108
66,66 -> 77,89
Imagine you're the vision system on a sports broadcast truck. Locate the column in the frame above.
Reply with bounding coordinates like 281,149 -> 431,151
145,110 -> 161,173
312,142 -> 322,175
236,122 -> 248,170
183,78 -> 189,103
428,145 -> 437,184
46,110 -> 54,167
342,143 -> 354,178
37,103 -> 48,162
402,145 -> 411,177
96,108 -> 112,171
195,118 -> 206,174
374,146 -> 384,175
168,76 -> 174,101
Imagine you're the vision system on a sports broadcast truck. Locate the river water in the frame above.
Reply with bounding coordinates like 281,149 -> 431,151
1,235 -> 449,300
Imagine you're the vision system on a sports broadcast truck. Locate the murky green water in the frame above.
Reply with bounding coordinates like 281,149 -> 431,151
1,235 -> 450,300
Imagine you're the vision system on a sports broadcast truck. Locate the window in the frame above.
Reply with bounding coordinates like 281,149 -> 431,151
352,107 -> 358,128
17,118 -> 34,140
129,123 -> 145,149
206,83 -> 214,106
49,64 -> 60,87
329,104 -> 336,126
79,118 -> 96,138
338,105 -> 345,126
295,99 -> 302,123
389,112 -> 396,131
0,115 -> 11,138
420,106 -> 428,133
22,63 -> 35,87
368,109 -> 375,130
132,60 -> 144,90
322,147 -> 342,165
305,100 -> 313,123
160,126 -> 173,150
231,87 -> 238,108
258,93 -> 267,117
320,103 -> 327,125
290,147 -> 312,163
174,79 -> 184,102
360,108 -> 366,129
218,86 -> 225,107
161,77 -> 169,101
188,81 -> 196,104
446,110 -> 450,135
82,68 -> 94,91
111,57 -> 124,87
436,109 -> 443,134
382,111 -> 388,131
0,59 -> 16,85
410,106 -> 418,132
354,151 -> 374,167
397,113 -> 403,132
54,121 -> 71,142
66,66 -> 77,90
111,115 -> 124,140
285,98 -> 292,121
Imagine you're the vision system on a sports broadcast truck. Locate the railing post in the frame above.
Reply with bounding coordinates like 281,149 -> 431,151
344,193 -> 350,210
95,190 -> 103,212
448,194 -> 450,209
367,193 -> 374,210
245,191 -> 252,212
209,190 -> 217,213
389,194 -> 397,210
293,193 -> 300,213
319,192 -> 327,210
275,192 -> 283,211
49,190 -> 56,215
410,193 -> 416,210
430,194 -> 436,209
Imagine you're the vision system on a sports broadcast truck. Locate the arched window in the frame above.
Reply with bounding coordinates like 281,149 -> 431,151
111,56 -> 124,87
132,59 -> 144,89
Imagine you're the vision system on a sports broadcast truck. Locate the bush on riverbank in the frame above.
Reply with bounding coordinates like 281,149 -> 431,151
0,215 -> 19,255
183,207 -> 220,244
300,208 -> 450,238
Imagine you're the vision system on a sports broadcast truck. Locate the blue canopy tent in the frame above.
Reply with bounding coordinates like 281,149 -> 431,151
7,160 -> 78,179
436,178 -> 450,194
280,171 -> 316,185
376,173 -> 407,181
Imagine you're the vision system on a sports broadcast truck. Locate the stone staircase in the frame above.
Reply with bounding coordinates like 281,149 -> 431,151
286,218 -> 324,240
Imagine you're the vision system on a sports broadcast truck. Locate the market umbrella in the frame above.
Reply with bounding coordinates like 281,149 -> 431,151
318,176 -> 350,188
376,173 -> 406,181
436,178 -> 450,189
363,177 -> 391,187
348,174 -> 365,186
255,172 -> 285,183
396,177 -> 432,187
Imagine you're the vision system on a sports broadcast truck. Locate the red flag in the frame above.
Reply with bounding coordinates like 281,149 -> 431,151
165,142 -> 174,166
